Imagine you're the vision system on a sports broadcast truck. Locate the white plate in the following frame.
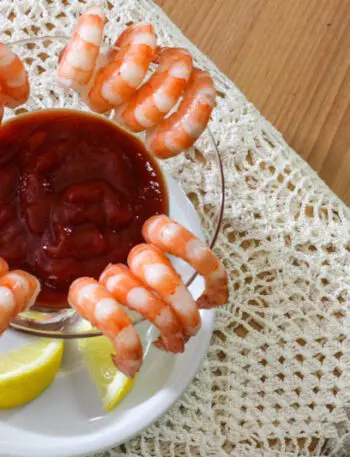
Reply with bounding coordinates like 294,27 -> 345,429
0,175 -> 215,457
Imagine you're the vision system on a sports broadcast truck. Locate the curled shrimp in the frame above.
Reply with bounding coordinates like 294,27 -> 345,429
127,244 -> 201,338
0,270 -> 40,335
0,42 -> 30,108
87,22 -> 157,113
57,6 -> 106,91
143,215 -> 228,308
68,277 -> 143,378
100,263 -> 185,353
145,69 -> 216,159
114,47 -> 193,132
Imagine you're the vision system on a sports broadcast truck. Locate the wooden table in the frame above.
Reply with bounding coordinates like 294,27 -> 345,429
156,0 -> 350,205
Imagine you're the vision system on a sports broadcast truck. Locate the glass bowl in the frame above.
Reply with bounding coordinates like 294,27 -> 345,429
3,36 -> 224,340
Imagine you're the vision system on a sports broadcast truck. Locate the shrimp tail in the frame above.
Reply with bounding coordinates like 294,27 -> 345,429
196,274 -> 229,309
112,326 -> 143,377
153,334 -> 185,353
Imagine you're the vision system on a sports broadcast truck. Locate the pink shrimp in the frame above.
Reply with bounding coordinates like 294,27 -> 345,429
68,277 -> 143,377
127,244 -> 200,338
87,23 -> 157,113
57,6 -> 106,91
0,270 -> 40,334
114,47 -> 193,132
0,43 -> 30,108
145,69 -> 216,159
143,215 -> 228,309
100,263 -> 185,353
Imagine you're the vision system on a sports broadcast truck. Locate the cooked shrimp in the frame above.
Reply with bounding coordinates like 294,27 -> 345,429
114,47 -> 193,132
143,215 -> 228,308
127,244 -> 200,338
57,6 -> 105,91
68,277 -> 143,377
0,257 -> 9,277
145,69 -> 216,159
0,43 -> 30,108
100,263 -> 185,353
87,22 -> 157,113
0,270 -> 40,334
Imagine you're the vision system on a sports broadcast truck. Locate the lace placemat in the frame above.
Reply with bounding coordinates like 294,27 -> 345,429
2,1 -> 350,456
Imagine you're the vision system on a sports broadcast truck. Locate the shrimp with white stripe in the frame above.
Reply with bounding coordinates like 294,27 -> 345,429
146,69 -> 216,159
87,22 -> 157,113
57,6 -> 105,92
0,270 -> 40,335
68,277 -> 143,378
127,244 -> 201,338
0,43 -> 30,108
143,215 -> 228,308
100,263 -> 185,353
114,47 -> 193,132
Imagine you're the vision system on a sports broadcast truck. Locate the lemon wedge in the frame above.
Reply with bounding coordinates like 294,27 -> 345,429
79,335 -> 136,411
0,338 -> 64,409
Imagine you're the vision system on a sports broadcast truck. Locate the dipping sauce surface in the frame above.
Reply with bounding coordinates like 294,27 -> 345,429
0,109 -> 167,307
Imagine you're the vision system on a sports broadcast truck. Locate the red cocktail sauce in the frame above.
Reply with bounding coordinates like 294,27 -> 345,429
0,110 -> 167,308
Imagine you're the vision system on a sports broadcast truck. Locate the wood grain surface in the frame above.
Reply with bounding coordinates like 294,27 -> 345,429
156,0 -> 350,205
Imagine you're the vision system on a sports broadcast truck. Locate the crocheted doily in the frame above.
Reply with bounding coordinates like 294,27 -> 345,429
2,1 -> 350,456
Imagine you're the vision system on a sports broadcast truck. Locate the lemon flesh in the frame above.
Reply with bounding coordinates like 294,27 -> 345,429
0,338 -> 64,409
79,335 -> 136,411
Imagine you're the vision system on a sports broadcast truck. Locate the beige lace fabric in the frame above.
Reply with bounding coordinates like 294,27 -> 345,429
2,1 -> 350,456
